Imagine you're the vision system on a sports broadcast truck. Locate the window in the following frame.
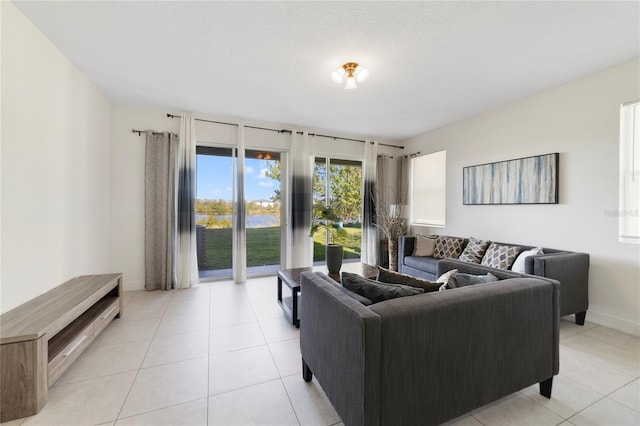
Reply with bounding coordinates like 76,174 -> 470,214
619,100 -> 640,243
410,150 -> 446,227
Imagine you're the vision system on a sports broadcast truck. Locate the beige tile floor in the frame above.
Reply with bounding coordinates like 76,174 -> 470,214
4,276 -> 639,426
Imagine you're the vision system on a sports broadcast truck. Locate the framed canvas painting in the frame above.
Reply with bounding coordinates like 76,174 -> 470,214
463,153 -> 559,205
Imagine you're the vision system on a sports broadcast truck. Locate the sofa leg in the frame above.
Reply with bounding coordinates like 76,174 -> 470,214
539,377 -> 553,399
575,311 -> 586,326
302,358 -> 313,382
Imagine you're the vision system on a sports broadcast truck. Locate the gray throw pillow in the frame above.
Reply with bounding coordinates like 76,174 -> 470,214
413,234 -> 438,256
341,272 -> 424,304
376,266 -> 441,293
447,272 -> 499,289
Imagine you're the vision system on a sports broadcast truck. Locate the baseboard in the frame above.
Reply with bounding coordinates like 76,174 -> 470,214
585,310 -> 640,336
123,279 -> 145,292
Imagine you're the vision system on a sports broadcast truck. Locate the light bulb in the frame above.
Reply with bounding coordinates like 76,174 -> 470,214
345,77 -> 357,90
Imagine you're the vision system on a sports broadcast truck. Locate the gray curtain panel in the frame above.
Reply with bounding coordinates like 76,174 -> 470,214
145,131 -> 178,290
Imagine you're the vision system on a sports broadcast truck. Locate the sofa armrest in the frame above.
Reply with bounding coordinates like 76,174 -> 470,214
528,252 -> 589,317
300,272 -> 382,426
369,278 -> 559,426
398,236 -> 415,266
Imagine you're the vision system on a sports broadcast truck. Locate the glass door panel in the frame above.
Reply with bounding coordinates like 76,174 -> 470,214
196,146 -> 234,279
245,149 -> 282,275
313,157 -> 363,264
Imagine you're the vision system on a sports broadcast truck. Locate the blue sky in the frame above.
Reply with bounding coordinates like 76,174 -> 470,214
196,155 -> 279,201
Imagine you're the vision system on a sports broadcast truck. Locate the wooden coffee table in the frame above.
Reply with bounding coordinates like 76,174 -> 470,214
277,262 -> 378,327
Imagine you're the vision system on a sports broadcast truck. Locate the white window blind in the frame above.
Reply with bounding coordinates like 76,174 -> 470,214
410,150 -> 446,227
619,100 -> 640,244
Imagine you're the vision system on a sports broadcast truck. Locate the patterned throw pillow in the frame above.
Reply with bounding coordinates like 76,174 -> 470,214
433,237 -> 466,259
481,243 -> 522,270
458,237 -> 490,264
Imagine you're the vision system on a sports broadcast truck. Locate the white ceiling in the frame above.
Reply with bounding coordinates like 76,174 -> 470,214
14,1 -> 640,141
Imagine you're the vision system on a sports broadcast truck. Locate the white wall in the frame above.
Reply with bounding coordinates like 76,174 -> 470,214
404,60 -> 640,335
1,2 -> 111,313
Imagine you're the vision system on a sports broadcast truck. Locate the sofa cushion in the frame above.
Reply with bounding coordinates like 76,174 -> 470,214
458,237 -> 490,264
404,255 -> 439,275
447,272 -> 499,289
481,243 -> 521,270
433,236 -> 466,259
376,266 -> 441,293
511,247 -> 544,273
341,272 -> 424,304
413,234 -> 438,256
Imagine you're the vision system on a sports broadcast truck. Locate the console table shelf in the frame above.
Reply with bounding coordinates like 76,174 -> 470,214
0,273 -> 123,422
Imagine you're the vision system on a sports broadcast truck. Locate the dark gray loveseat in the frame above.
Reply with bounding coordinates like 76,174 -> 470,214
399,235 -> 590,325
300,271 -> 560,426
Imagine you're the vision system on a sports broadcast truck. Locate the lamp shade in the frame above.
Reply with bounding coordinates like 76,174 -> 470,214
355,67 -> 369,83
331,69 -> 344,84
345,77 -> 357,89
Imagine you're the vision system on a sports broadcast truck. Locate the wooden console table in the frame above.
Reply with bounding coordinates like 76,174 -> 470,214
0,274 -> 123,422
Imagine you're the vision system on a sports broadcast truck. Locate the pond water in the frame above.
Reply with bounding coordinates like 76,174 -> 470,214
196,214 -> 279,227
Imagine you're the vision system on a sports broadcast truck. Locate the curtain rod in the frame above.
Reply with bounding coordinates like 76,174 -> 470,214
166,113 -> 404,149
132,129 -> 145,136
166,113 -> 291,134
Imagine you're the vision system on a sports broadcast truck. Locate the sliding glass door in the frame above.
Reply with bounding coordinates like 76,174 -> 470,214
313,157 -> 363,264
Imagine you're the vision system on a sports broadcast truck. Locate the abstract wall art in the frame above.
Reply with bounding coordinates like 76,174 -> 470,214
463,153 -> 559,205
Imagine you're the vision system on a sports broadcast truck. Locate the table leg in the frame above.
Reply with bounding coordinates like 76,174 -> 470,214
277,276 -> 282,303
292,287 -> 299,328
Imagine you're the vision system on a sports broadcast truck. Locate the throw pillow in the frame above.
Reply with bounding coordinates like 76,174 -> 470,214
413,234 -> 438,257
433,237 -> 466,259
376,266 -> 441,292
481,243 -> 522,270
436,269 -> 458,291
447,272 -> 499,289
511,247 -> 544,273
458,237 -> 490,264
328,280 -> 373,305
342,272 -> 424,304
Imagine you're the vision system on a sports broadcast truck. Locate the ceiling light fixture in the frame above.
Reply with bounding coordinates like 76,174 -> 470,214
331,62 -> 369,89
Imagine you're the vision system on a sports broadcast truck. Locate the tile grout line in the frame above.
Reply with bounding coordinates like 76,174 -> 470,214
113,288 -> 175,422
246,280 -> 303,426
206,283 -> 212,425
555,375 -> 640,424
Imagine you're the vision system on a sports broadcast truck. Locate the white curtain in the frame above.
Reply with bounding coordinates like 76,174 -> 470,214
176,114 -> 199,288
289,130 -> 314,268
233,125 -> 247,282
362,140 -> 378,265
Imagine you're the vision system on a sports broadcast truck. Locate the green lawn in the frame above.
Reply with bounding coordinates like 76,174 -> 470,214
312,227 -> 361,262
200,226 -> 361,269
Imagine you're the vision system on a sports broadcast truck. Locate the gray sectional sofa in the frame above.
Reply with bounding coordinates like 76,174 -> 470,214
399,235 -> 590,325
300,271 -> 560,426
